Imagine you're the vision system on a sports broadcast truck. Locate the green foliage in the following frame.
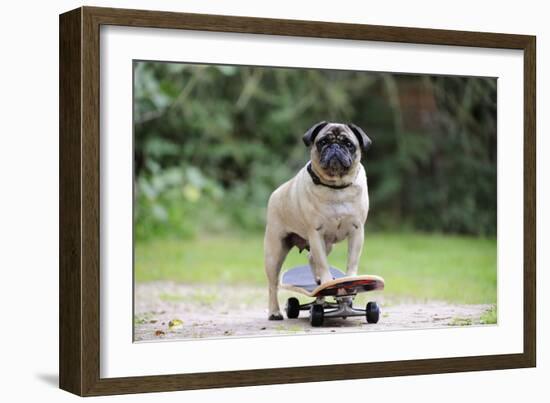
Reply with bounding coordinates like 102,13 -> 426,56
135,233 -> 497,304
480,305 -> 498,324
135,160 -> 228,240
134,62 -> 497,239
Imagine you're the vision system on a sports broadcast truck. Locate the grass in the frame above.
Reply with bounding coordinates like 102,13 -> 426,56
480,305 -> 498,324
450,317 -> 473,326
135,232 -> 496,304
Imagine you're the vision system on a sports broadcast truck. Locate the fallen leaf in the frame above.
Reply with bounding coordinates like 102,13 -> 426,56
154,330 -> 165,337
149,320 -> 157,324
169,319 -> 184,330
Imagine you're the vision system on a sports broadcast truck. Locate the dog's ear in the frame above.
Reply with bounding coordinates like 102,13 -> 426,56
302,121 -> 328,147
347,123 -> 372,152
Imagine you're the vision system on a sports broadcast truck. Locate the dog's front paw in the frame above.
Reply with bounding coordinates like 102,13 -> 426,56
268,312 -> 284,321
320,273 -> 334,285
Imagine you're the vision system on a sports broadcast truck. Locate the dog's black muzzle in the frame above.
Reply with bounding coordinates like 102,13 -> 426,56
319,144 -> 353,173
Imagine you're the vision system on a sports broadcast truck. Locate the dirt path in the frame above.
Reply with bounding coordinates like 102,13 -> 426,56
134,282 -> 495,341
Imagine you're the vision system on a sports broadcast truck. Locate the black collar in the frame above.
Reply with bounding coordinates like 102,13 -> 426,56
307,163 -> 352,189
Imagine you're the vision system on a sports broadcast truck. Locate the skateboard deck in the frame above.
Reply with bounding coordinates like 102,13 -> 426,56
280,265 -> 384,297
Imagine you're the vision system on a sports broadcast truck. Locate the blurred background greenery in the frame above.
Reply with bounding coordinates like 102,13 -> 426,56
134,62 -> 497,239
134,61 -> 497,304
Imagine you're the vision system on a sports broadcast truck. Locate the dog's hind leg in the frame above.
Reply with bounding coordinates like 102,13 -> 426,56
264,226 -> 290,320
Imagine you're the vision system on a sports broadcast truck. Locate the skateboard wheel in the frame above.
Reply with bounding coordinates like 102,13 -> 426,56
285,297 -> 300,319
310,304 -> 324,327
366,301 -> 380,324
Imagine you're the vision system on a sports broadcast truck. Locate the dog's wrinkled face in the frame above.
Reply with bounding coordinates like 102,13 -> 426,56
316,125 -> 357,175
303,122 -> 371,177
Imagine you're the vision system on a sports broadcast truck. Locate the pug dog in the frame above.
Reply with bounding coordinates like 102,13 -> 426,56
264,121 -> 372,320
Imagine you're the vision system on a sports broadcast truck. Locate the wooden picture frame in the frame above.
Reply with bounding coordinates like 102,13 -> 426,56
59,6 -> 536,396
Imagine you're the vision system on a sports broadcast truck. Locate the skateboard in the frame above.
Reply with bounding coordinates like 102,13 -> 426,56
280,265 -> 384,327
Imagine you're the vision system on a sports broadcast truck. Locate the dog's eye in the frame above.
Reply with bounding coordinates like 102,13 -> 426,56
344,140 -> 354,149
